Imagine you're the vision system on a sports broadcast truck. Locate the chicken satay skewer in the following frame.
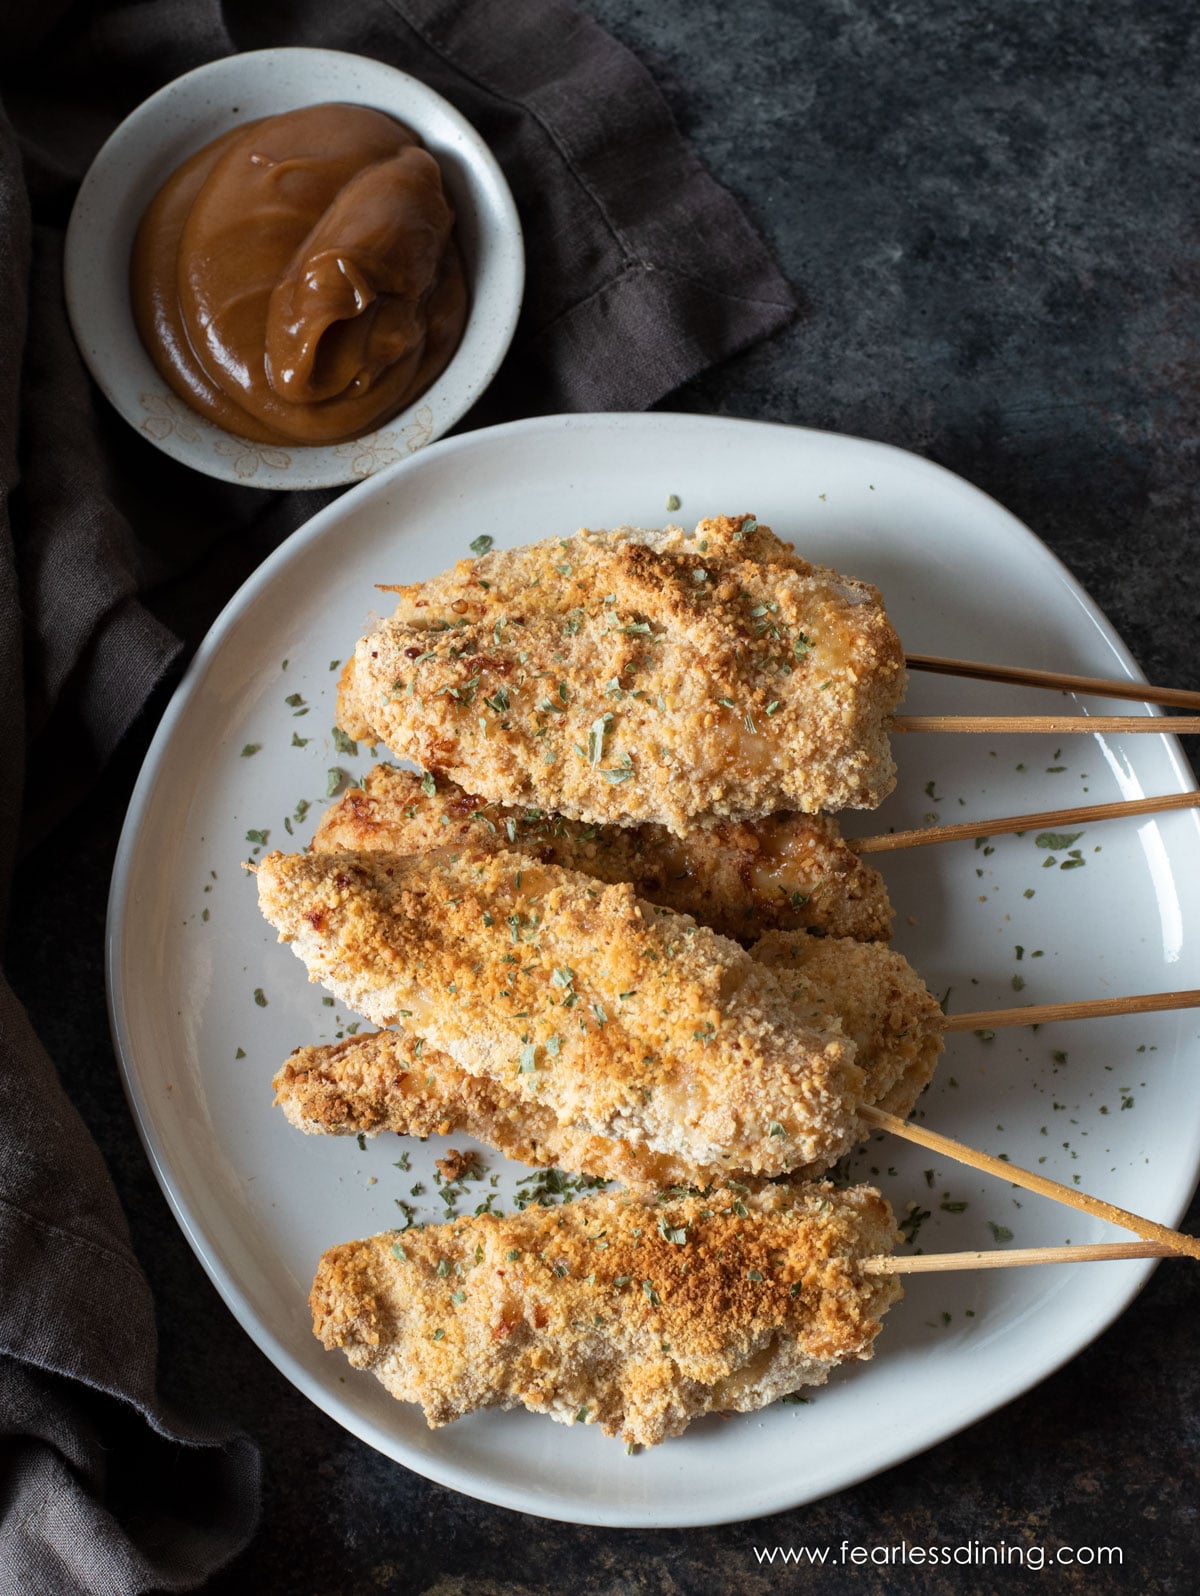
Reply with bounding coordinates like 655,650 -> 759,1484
852,788 -> 1200,853
340,512 -> 1200,831
258,846 -> 1197,1249
906,652 -> 1200,711
255,846 -> 873,1183
892,714 -> 1200,735
311,1182 -> 1194,1449
275,926 -> 946,1185
340,510 -> 1200,831
862,1105 -> 1200,1260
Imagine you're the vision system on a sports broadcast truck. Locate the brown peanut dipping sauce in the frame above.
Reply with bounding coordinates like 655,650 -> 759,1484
130,103 -> 468,445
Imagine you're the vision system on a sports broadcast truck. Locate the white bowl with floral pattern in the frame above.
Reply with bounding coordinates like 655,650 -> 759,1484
64,48 -> 524,489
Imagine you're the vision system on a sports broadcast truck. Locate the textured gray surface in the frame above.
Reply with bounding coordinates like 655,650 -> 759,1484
8,1 -> 1200,1590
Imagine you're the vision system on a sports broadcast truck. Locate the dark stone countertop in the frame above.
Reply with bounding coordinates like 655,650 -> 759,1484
8,3 -> 1200,1592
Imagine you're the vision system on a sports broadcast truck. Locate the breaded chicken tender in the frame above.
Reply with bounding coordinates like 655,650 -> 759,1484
315,764 -> 894,943
750,931 -> 944,1121
272,932 -> 943,1185
337,515 -> 906,834
275,1027 -> 710,1191
310,1180 -> 901,1446
255,847 -> 866,1180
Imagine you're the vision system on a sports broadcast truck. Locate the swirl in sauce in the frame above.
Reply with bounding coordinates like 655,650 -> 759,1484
130,103 -> 468,445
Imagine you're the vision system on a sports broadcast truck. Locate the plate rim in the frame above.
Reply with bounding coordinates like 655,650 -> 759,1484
106,411 -> 1200,1526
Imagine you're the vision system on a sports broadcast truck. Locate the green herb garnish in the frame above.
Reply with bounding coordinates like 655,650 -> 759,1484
1035,830 -> 1083,850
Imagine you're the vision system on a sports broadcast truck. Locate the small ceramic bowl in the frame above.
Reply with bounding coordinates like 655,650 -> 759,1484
64,48 -> 524,490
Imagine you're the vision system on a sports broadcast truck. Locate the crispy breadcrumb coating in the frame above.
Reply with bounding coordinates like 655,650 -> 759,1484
750,931 -> 944,1121
272,932 -> 942,1185
315,764 -> 894,943
310,1181 -> 901,1446
255,846 -> 865,1178
336,515 -> 906,834
274,1028 -> 706,1188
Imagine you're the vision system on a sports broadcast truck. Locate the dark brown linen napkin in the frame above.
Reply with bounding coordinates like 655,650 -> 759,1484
0,2 -> 794,1590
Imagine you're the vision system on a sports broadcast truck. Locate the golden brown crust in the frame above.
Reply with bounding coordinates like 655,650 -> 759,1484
336,657 -> 377,742
273,932 -> 942,1184
310,1181 -> 901,1446
750,931 -> 945,1127
256,846 -> 866,1178
337,516 -> 906,834
274,1030 -> 714,1188
314,764 -> 894,943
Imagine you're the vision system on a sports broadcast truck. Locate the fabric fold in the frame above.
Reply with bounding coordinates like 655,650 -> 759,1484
0,974 -> 261,1596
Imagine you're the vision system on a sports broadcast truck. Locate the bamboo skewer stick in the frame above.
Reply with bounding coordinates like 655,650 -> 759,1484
942,989 -> 1200,1033
890,714 -> 1200,735
861,1105 -> 1200,1260
906,653 -> 1200,712
852,789 -> 1200,854
861,1240 -> 1180,1275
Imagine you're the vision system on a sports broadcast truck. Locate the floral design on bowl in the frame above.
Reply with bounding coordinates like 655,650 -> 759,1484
139,390 -> 204,445
212,436 -> 293,481
332,406 -> 437,478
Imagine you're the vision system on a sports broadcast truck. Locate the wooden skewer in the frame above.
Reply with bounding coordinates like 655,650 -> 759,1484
891,714 -> 1200,735
862,1240 -> 1180,1274
943,989 -> 1200,1033
851,788 -> 1200,854
907,653 -> 1200,712
861,1105 -> 1200,1260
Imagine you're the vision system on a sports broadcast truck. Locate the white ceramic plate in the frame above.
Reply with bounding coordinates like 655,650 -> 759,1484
107,413 -> 1200,1527
65,48 -> 524,489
